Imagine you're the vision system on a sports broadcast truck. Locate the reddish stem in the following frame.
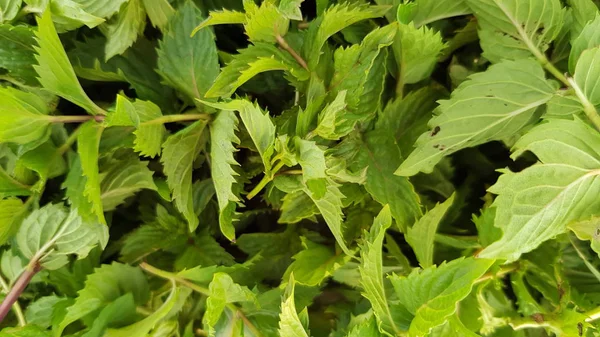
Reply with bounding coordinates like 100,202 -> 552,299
0,262 -> 41,323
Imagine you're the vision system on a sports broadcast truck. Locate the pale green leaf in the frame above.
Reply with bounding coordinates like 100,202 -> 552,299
33,10 -> 104,115
102,0 -> 146,60
411,0 -> 470,27
81,294 -> 136,337
480,118 -> 600,261
206,43 -> 309,98
283,237 -> 350,286
0,198 -> 25,246
26,296 -> 66,329
428,314 -> 480,337
389,257 -> 494,336
346,316 -> 380,337
569,216 -> 600,257
161,121 -> 207,231
0,167 -> 31,197
302,181 -> 350,256
0,326 -> 51,337
406,193 -> 455,268
546,92 -> 583,118
573,46 -> 600,105
105,286 -> 190,337
16,204 -> 107,271
278,274 -> 310,337
355,131 -> 422,231
77,121 -> 105,224
0,24 -> 38,85
331,25 -> 396,123
279,0 -> 303,20
313,91 -> 349,140
71,0 -> 127,20
203,273 -> 257,334
109,95 -> 167,158
466,0 -> 565,63
0,86 -> 51,144
568,0 -> 598,40
359,206 -> 400,335
0,0 -> 22,22
56,262 -> 149,336
245,0 -> 289,43
157,1 -> 219,103
569,14 -> 600,73
396,59 -> 555,176
201,100 -> 275,174
49,0 -> 105,32
99,155 -> 156,211
279,191 -> 319,224
303,3 -> 390,69
295,138 -> 327,192
210,110 -> 240,241
395,21 -> 445,85
141,0 -> 174,30
190,9 -> 246,36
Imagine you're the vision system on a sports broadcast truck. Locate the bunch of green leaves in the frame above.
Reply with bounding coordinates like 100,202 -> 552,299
3,0 -> 600,336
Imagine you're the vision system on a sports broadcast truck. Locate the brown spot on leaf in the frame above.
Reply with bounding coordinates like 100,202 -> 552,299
531,313 -> 544,324
431,126 -> 441,136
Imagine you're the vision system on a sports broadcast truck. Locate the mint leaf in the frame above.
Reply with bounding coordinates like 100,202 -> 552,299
0,87 -> 51,145
161,121 -> 207,231
33,10 -> 104,115
283,237 -> 350,286
77,121 -> 105,223
406,193 -> 455,268
481,118 -> 600,261
278,274 -> 310,337
157,1 -> 219,103
244,0 -> 289,43
397,59 -> 555,176
0,198 -> 25,246
209,110 -> 240,241
141,0 -> 174,30
0,24 -> 38,85
102,0 -> 146,60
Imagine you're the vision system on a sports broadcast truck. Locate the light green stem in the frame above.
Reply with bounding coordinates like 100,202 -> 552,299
246,161 -> 286,200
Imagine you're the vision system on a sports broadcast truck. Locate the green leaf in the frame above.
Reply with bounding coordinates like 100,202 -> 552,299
279,190 -> 319,224
406,193 -> 455,268
359,206 -> 400,335
16,204 -> 107,271
56,262 -> 149,336
70,0 -> 127,20
0,198 -> 25,246
302,181 -> 351,255
157,0 -> 219,103
77,121 -> 105,224
573,46 -> 600,105
279,0 -> 304,21
0,0 -> 22,22
102,0 -> 146,60
394,21 -> 444,85
345,316 -> 380,337
141,0 -> 174,30
81,294 -> 136,337
190,9 -> 246,35
49,0 -> 105,32
0,325 -> 51,337
0,168 -> 32,197
99,155 -> 157,211
283,237 -> 350,286
480,118 -> 600,261
569,14 -> 600,73
244,0 -> 289,43
396,59 -> 555,176
466,0 -> 565,63
161,120 -> 207,231
569,216 -> 600,257
411,0 -> 470,27
355,131 -> 422,231
206,43 -> 309,98
568,0 -> 598,40
26,295 -> 67,329
104,286 -> 190,337
389,257 -> 494,336
312,91 -> 349,140
202,99 -> 275,174
0,24 -> 38,85
109,95 -> 167,158
209,110 -> 240,241
302,3 -> 390,69
203,273 -> 257,333
0,86 -> 51,145
33,10 -> 104,115
278,274 -> 310,337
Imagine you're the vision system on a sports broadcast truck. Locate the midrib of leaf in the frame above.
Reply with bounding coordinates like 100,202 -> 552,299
0,166 -> 31,190
398,96 -> 550,174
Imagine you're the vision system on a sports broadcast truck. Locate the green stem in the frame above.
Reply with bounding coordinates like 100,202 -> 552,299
568,77 -> 600,131
57,125 -> 83,156
475,263 -> 519,285
140,114 -> 210,126
138,263 -> 264,337
49,115 -> 103,123
585,306 -> 600,323
246,161 -> 286,200
139,262 -> 209,296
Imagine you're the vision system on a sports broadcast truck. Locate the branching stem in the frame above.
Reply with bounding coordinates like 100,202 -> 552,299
275,34 -> 309,70
0,262 -> 41,324
246,161 -> 286,200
